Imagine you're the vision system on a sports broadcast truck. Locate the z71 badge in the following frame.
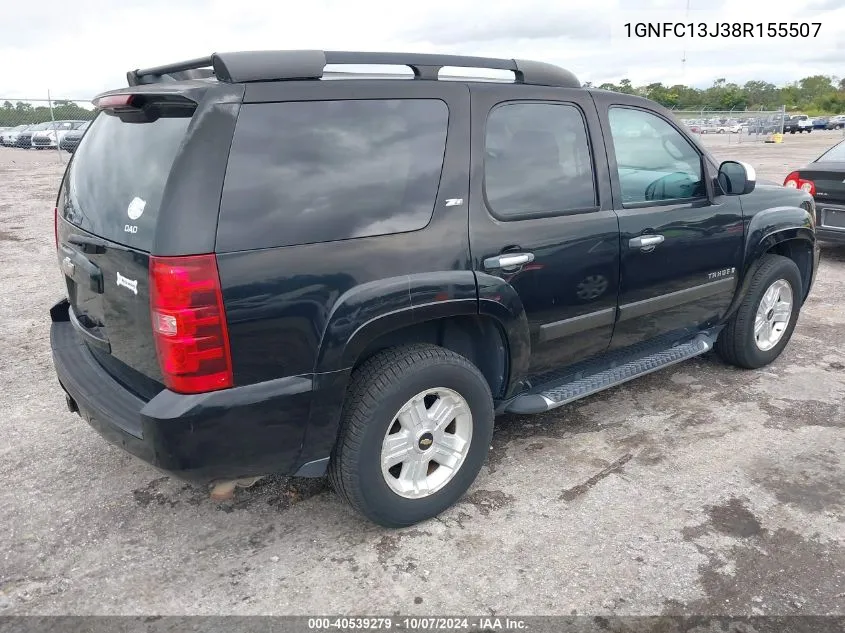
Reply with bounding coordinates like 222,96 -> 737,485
708,267 -> 736,280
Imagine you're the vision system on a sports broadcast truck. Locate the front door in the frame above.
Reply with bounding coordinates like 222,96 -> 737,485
596,100 -> 744,349
468,84 -> 620,382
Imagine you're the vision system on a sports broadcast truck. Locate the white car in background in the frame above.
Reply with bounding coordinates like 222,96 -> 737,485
31,120 -> 87,149
0,124 -> 30,147
718,121 -> 743,134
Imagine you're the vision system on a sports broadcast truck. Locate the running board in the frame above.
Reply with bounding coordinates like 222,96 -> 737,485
505,333 -> 715,415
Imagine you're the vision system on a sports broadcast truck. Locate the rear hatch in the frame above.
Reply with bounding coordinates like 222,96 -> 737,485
56,95 -> 197,399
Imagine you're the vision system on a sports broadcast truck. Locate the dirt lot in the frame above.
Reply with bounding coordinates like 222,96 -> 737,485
1,132 -> 843,616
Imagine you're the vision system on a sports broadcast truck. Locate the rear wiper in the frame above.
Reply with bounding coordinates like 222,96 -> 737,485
67,234 -> 107,255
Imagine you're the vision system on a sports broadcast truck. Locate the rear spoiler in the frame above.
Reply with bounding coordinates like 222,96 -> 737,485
126,50 -> 581,89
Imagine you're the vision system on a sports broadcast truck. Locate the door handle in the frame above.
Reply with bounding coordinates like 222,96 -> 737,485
629,234 -> 665,250
483,252 -> 535,271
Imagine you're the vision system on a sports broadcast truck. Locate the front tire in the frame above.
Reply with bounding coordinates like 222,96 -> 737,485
716,255 -> 802,369
329,344 -> 494,527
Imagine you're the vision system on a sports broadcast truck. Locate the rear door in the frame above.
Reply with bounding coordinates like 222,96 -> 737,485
56,89 -> 233,398
468,83 -> 619,378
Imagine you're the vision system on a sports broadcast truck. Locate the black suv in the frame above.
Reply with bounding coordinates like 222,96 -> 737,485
50,50 -> 819,527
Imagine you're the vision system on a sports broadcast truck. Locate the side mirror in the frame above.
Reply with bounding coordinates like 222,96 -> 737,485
718,160 -> 756,195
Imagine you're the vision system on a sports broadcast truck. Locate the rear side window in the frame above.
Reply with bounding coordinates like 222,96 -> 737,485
61,111 -> 192,251
217,99 -> 449,251
484,102 -> 596,218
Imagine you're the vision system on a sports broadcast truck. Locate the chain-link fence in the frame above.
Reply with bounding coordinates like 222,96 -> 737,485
0,97 -> 95,161
670,107 -> 788,143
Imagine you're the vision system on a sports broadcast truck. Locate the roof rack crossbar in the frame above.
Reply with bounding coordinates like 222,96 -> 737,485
126,50 -> 580,89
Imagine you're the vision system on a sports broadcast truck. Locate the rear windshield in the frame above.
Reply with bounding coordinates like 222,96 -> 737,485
60,110 -> 192,251
817,140 -> 845,162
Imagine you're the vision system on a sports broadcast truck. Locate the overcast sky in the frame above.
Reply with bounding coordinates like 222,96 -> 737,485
2,0 -> 844,100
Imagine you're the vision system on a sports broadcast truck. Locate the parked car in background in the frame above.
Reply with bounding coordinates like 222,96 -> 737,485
785,138 -> 845,244
826,115 -> 845,130
16,122 -> 52,148
748,118 -> 783,135
0,125 -> 26,147
31,120 -> 87,149
49,49 -> 819,527
700,121 -> 741,134
812,117 -> 830,130
59,121 -> 90,153
718,121 -> 743,134
783,114 -> 813,134
1,124 -> 30,146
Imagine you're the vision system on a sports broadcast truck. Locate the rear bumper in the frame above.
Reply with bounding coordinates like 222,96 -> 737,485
50,299 -> 323,484
816,203 -> 845,244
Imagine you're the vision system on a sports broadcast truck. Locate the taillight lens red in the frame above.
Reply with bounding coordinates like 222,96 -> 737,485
149,254 -> 233,394
784,171 -> 815,196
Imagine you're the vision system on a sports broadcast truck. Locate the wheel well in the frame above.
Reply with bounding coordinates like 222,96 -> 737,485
766,239 -> 813,299
355,316 -> 509,399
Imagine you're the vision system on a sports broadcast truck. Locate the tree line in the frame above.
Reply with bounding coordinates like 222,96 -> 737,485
3,74 -> 845,124
587,75 -> 845,114
0,100 -> 95,127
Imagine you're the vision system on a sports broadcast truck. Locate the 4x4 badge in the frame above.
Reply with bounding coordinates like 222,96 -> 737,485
445,198 -> 464,207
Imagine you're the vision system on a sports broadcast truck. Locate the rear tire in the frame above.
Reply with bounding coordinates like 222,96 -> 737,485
716,255 -> 802,369
329,344 -> 494,527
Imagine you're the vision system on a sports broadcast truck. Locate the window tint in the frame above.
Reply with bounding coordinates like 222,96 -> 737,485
608,107 -> 705,204
61,111 -> 193,251
484,103 -> 596,217
217,99 -> 449,251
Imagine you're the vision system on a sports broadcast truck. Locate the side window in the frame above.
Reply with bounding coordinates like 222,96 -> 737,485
484,102 -> 596,218
608,107 -> 705,205
218,99 -> 449,251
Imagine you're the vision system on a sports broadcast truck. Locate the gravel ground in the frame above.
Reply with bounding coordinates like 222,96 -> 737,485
0,132 -> 843,616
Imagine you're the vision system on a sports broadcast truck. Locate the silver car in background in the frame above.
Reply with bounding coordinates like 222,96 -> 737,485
31,120 -> 88,149
0,124 -> 31,147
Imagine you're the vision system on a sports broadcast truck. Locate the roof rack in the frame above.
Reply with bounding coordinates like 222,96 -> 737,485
127,50 -> 580,89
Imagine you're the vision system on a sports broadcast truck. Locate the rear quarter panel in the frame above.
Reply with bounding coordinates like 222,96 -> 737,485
216,81 -> 474,385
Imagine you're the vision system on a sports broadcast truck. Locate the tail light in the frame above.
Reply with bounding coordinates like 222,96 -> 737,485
94,94 -> 137,111
150,254 -> 233,394
784,171 -> 816,196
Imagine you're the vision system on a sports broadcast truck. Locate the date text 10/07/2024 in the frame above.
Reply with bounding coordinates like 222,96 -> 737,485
307,617 -> 528,631
624,22 -> 821,38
